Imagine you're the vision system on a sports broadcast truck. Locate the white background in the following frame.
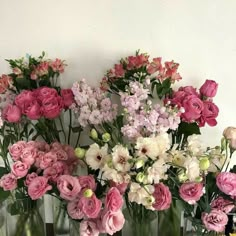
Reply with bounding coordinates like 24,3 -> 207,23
1,0 -> 236,147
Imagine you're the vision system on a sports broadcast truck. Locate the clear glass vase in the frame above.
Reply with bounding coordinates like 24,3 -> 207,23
6,198 -> 45,236
69,219 -> 80,236
0,202 -> 6,236
122,204 -> 158,236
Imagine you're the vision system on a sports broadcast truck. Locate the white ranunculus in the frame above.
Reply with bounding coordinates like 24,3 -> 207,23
183,156 -> 200,181
187,134 -> 204,155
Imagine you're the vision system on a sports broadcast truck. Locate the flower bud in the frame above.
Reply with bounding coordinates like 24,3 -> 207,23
135,159 -> 145,169
178,172 -> 188,183
199,157 -> 210,171
221,137 -> 227,151
195,176 -> 203,183
136,172 -> 145,183
74,147 -> 86,159
90,129 -> 98,140
102,133 -> 111,143
145,195 -> 155,205
83,189 -> 93,198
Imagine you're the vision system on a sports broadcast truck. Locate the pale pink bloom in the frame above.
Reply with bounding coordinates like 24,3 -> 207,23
153,183 -> 172,210
39,151 -> 57,169
202,210 -> 228,232
21,146 -> 37,167
78,175 -> 97,191
80,220 -> 99,236
216,172 -> 236,197
67,198 -> 84,219
223,127 -> 236,150
9,141 -> 27,161
30,72 -> 38,80
57,175 -> 81,201
105,187 -> 123,212
11,161 -> 29,178
50,58 -> 65,73
109,181 -> 128,195
179,182 -> 203,204
12,67 -> 22,75
211,196 -> 234,214
28,176 -> 52,200
36,61 -> 49,76
24,172 -> 38,186
0,173 -> 17,190
89,109 -> 102,124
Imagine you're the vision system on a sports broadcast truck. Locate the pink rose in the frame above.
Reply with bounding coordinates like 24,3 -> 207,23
80,220 -> 99,236
2,104 -> 21,123
9,141 -> 27,161
223,127 -> 236,150
105,187 -> 123,212
61,89 -> 74,108
35,87 -> 58,100
11,161 -> 29,178
28,176 -> 52,200
57,175 -> 81,201
0,173 -> 17,191
114,64 -> 125,78
80,194 -> 102,218
41,96 -> 63,119
52,149 -> 68,161
216,172 -> 236,197
21,146 -> 37,167
15,90 -> 35,114
109,181 -> 128,195
78,175 -> 97,191
101,210 -> 125,235
179,182 -> 203,204
152,183 -> 172,210
24,172 -> 38,186
200,80 -> 218,98
179,86 -> 199,97
67,198 -> 84,219
198,101 -> 219,127
202,210 -> 228,232
211,197 -> 234,214
25,100 -> 42,120
39,151 -> 57,169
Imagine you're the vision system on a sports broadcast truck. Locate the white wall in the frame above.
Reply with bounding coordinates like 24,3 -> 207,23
1,0 -> 236,146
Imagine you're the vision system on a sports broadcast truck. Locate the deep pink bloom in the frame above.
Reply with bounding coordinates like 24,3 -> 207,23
105,187 -> 123,212
25,100 -> 42,120
15,90 -> 35,114
147,57 -> 162,74
3,104 -> 21,123
216,172 -> 236,197
61,89 -> 75,108
114,64 -> 125,78
153,183 -> 172,210
200,80 -> 218,98
11,161 -> 29,178
41,96 -> 63,119
0,173 -> 17,190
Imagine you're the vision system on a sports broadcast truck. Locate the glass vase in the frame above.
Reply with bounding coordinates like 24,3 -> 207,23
122,204 -> 158,236
69,219 -> 80,236
6,198 -> 45,236
0,202 -> 6,236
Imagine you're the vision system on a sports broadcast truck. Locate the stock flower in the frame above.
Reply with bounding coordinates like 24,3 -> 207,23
202,210 -> 228,232
0,173 -> 17,191
2,104 -> 21,123
80,220 -> 99,236
105,187 -> 123,212
200,80 -> 218,98
11,161 -> 29,178
216,172 -> 236,197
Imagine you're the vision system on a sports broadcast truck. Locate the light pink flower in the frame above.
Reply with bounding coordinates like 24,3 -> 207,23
24,172 -> 38,186
11,161 -> 29,178
50,58 -> 65,73
80,220 -> 99,236
28,176 -> 52,200
67,198 -> 84,219
78,175 -> 97,191
9,141 -> 27,161
109,181 -> 128,195
179,182 -> 203,204
105,187 -> 123,212
153,183 -> 172,210
2,104 -> 21,123
200,80 -> 218,98
211,196 -> 234,214
147,57 -> 162,74
39,151 -> 57,169
21,146 -> 37,167
101,210 -> 125,235
57,175 -> 81,201
202,210 -> 228,232
216,172 -> 236,197
0,173 -> 17,190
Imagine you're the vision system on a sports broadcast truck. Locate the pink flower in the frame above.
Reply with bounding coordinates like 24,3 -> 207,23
25,100 -> 42,120
223,127 -> 236,150
67,198 -> 84,219
179,86 -> 199,97
61,89 -> 75,108
114,64 -> 125,78
28,176 -> 52,200
0,74 -> 11,94
41,96 -> 63,119
109,181 -> 128,195
105,187 -> 123,212
80,220 -> 99,236
35,87 -> 58,100
50,58 -> 65,73
21,146 -> 37,167
11,161 -> 29,178
15,90 -> 35,114
30,72 -> 38,80
179,182 -> 203,204
202,210 -> 228,232
9,141 -> 27,161
147,57 -> 162,74
24,172 -> 38,186
2,104 -> 21,123
101,210 -> 125,235
78,175 -> 97,191
12,68 -> 22,75
211,197 -> 234,214
80,194 -> 102,218
153,183 -> 172,210
200,80 -> 218,98
57,175 -> 81,201
216,172 -> 236,197
36,61 -> 49,76
0,173 -> 17,191
52,149 -> 68,161
39,151 -> 57,169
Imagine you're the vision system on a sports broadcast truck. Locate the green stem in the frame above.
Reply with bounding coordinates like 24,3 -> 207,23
68,109 -> 72,145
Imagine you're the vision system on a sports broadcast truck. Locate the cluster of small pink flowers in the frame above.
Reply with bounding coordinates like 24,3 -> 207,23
0,140 -> 78,200
167,80 -> 219,127
0,74 -> 12,94
71,79 -> 118,127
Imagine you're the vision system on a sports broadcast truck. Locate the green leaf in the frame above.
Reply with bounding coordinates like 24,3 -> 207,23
0,188 -> 10,201
177,122 -> 201,137
71,126 -> 83,133
15,77 -> 31,89
0,167 -> 8,178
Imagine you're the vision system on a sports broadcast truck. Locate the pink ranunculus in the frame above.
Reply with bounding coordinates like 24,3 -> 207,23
179,86 -> 199,97
109,181 -> 128,195
80,194 -> 102,219
25,100 -> 42,120
211,196 -> 234,214
15,90 -> 35,114
61,89 -> 75,108
105,187 -> 123,212
179,182 -> 203,204
152,183 -> 172,210
11,161 -> 29,178
57,175 -> 81,201
202,210 -> 228,232
80,220 -> 99,236
223,127 -> 236,150
2,104 -> 21,123
198,101 -> 219,127
67,198 -> 84,219
78,175 -> 97,191
101,210 -> 125,235
8,141 -> 27,161
181,95 -> 204,122
216,172 -> 236,197
0,173 -> 17,191
24,172 -> 38,186
21,146 -> 37,167
35,87 -> 58,101
28,176 -> 52,200
200,79 -> 218,98
41,96 -> 63,119
39,151 -> 57,169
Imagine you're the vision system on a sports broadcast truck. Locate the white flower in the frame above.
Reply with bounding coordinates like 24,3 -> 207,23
183,156 -> 200,181
111,145 -> 132,172
85,143 -> 108,170
187,135 -> 204,155
135,133 -> 170,160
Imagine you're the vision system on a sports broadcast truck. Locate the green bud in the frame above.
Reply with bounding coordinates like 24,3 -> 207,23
90,129 -> 98,140
178,172 -> 188,183
102,133 -> 111,143
74,147 -> 86,159
136,172 -> 145,183
145,195 -> 155,205
195,176 -> 203,182
135,159 -> 145,169
199,157 -> 210,171
221,137 -> 227,151
83,189 -> 93,198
